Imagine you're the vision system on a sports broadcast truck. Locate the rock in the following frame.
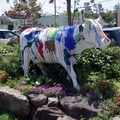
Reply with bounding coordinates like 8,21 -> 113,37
0,86 -> 30,117
48,97 -> 59,107
113,116 -> 120,120
30,94 -> 48,107
30,105 -> 38,119
57,115 -> 76,120
60,95 -> 101,119
0,86 -> 103,119
33,105 -> 65,120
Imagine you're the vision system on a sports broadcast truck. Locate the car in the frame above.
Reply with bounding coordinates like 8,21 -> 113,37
11,30 -> 20,35
0,29 -> 19,44
103,27 -> 120,46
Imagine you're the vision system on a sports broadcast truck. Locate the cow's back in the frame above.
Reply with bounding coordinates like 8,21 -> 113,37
20,27 -> 65,63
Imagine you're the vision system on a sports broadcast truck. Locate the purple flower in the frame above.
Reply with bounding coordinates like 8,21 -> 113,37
86,90 -> 97,99
16,82 -> 26,88
28,85 -> 65,95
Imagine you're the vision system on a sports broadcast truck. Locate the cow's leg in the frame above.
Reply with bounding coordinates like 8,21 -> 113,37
62,63 -> 80,91
22,48 -> 31,76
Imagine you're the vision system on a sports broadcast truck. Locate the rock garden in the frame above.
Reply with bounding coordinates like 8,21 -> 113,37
0,43 -> 120,120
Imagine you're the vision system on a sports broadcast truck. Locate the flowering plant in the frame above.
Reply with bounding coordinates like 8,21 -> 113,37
28,85 -> 65,96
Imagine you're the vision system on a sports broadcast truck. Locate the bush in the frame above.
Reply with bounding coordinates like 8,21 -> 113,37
75,47 -> 120,82
0,44 -> 120,99
8,24 -> 13,30
74,47 -> 120,99
0,44 -> 23,78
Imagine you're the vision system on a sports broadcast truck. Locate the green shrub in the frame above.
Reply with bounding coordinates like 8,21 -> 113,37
0,111 -> 30,120
74,47 -> 120,99
75,47 -> 120,82
0,44 -> 23,78
8,24 -> 13,30
0,112 -> 15,120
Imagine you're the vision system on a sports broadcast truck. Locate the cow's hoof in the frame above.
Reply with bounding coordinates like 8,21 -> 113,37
76,85 -> 80,92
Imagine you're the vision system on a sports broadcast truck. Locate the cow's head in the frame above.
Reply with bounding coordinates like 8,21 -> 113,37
76,11 -> 111,50
84,19 -> 111,48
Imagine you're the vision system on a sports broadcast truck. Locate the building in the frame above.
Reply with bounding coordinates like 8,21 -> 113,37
0,14 -> 68,29
38,15 -> 68,27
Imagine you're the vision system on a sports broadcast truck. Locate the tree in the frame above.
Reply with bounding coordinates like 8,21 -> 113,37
114,3 -> 120,26
66,0 -> 72,25
114,3 -> 120,12
67,0 -> 81,25
93,3 -> 104,14
6,0 -> 41,27
103,10 -> 116,27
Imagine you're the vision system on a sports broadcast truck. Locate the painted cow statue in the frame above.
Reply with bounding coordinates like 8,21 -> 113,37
20,15 -> 111,91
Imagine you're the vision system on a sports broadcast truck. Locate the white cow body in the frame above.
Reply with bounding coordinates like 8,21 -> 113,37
20,18 -> 111,91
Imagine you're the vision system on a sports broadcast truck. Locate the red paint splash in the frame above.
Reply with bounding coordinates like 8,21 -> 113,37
25,28 -> 32,32
37,41 -> 45,60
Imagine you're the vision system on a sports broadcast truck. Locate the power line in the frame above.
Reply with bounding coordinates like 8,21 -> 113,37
94,0 -> 113,5
41,0 -> 47,8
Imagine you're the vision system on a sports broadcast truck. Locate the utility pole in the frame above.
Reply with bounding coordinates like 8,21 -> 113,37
54,0 -> 57,27
66,0 -> 72,26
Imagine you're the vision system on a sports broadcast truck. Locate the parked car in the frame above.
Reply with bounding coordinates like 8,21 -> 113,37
11,30 -> 20,35
0,29 -> 19,44
103,27 -> 120,46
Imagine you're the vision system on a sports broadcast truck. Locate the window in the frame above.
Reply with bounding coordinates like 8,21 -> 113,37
3,31 -> 15,39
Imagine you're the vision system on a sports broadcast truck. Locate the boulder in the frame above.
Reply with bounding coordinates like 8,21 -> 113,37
57,115 -> 76,120
29,94 -> 48,107
0,86 -> 30,117
48,97 -> 59,107
113,116 -> 120,120
33,105 -> 65,120
0,86 -> 103,119
60,95 -> 101,119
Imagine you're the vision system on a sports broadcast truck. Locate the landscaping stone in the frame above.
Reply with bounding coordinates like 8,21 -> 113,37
0,86 -> 30,117
60,95 -> 101,119
0,86 -> 103,119
57,115 -> 76,120
29,94 -> 48,107
33,105 -> 65,120
113,116 -> 120,120
48,97 -> 59,107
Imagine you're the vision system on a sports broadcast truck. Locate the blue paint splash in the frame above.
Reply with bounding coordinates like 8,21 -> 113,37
64,26 -> 76,51
56,26 -> 76,51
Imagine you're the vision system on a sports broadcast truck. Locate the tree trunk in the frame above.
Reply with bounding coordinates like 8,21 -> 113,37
66,0 -> 72,26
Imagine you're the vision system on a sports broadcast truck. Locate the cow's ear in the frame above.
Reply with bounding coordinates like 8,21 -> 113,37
80,10 -> 85,24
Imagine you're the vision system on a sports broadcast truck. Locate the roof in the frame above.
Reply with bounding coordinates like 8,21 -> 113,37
0,29 -> 10,31
103,27 -> 120,31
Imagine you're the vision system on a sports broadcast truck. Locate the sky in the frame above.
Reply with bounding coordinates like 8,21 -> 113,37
0,0 -> 119,16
